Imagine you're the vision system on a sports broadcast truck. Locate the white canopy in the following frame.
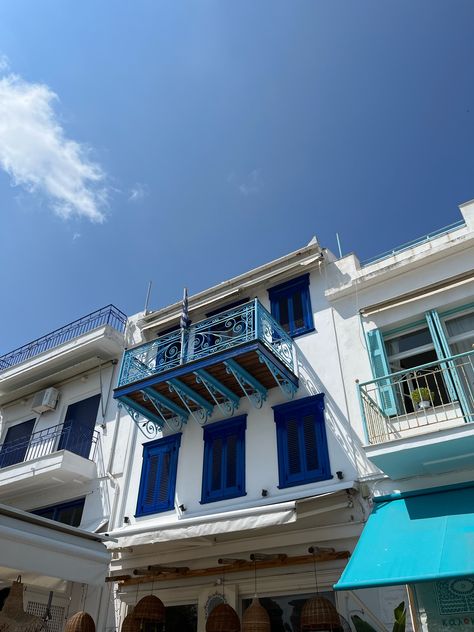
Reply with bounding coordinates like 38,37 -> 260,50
107,500 -> 297,549
0,504 -> 110,586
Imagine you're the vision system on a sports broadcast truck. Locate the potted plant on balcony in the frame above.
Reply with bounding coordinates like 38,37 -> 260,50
410,387 -> 434,409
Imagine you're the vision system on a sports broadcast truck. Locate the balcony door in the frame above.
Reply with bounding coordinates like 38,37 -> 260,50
0,419 -> 35,468
58,394 -> 101,459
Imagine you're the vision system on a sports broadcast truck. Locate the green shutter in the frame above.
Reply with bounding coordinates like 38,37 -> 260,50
426,310 -> 471,420
366,329 -> 398,416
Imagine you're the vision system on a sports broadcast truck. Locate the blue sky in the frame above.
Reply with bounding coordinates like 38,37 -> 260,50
0,1 -> 473,353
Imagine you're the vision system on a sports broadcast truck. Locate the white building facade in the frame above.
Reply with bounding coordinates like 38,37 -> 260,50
1,201 -> 473,632
0,306 -> 127,632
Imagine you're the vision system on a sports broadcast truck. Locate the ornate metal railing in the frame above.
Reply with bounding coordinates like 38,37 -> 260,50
118,299 -> 296,387
0,305 -> 127,371
358,350 -> 474,444
0,423 -> 99,469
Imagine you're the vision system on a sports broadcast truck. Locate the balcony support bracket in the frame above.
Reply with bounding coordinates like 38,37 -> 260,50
194,369 -> 240,417
167,378 -> 214,426
118,396 -> 165,440
224,359 -> 267,409
257,351 -> 297,399
141,388 -> 188,432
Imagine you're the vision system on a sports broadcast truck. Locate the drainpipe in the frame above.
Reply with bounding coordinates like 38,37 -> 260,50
103,361 -> 122,532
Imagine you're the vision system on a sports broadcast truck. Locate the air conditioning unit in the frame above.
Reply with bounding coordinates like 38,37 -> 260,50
31,387 -> 59,414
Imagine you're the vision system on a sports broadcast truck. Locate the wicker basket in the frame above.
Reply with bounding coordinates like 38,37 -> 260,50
242,598 -> 270,632
133,596 -> 165,623
0,579 -> 45,632
300,596 -> 343,632
206,603 -> 240,632
64,612 -> 96,632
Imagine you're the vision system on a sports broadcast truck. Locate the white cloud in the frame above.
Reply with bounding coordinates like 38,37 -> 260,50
238,169 -> 263,196
72,232 -> 81,241
0,66 -> 107,222
128,182 -> 148,203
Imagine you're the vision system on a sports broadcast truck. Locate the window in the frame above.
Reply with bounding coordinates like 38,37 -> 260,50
368,307 -> 474,417
33,498 -> 85,527
201,416 -> 246,503
268,274 -> 314,337
58,394 -> 101,459
273,394 -> 331,488
0,419 -> 35,468
136,433 -> 181,516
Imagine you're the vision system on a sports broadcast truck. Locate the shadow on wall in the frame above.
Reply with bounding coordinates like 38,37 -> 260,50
297,351 -> 370,478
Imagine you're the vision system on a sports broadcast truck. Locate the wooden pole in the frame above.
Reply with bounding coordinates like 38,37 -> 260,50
106,550 -> 350,585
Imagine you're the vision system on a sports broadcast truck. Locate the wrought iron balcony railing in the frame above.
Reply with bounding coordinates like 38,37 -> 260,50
358,350 -> 474,445
118,298 -> 297,388
0,423 -> 99,469
0,305 -> 127,371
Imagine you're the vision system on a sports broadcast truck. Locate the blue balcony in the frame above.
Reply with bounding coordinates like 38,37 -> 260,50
0,305 -> 127,371
114,299 -> 299,437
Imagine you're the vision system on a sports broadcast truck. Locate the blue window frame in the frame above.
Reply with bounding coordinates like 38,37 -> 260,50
201,416 -> 246,503
136,433 -> 181,517
33,497 -> 85,527
273,394 -> 331,488
268,274 -> 314,337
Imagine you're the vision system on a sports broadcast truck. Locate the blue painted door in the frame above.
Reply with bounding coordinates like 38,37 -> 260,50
58,394 -> 101,458
0,419 -> 35,468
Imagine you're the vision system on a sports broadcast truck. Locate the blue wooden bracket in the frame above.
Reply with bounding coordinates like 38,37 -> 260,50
194,369 -> 240,416
257,351 -> 298,399
118,395 -> 164,439
224,359 -> 267,409
141,388 -> 188,432
167,378 -> 214,426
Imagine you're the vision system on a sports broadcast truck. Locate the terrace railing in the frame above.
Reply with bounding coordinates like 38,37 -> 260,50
361,220 -> 466,266
0,423 -> 99,469
358,350 -> 474,444
0,305 -> 127,371
118,298 -> 297,387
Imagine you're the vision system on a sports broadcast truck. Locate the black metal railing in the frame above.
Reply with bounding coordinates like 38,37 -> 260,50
0,305 -> 127,371
0,423 -> 99,469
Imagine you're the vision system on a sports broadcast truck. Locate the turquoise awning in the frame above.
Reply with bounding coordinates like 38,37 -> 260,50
334,483 -> 474,590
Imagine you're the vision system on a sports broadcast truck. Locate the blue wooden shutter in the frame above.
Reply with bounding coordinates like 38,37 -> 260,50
366,329 -> 398,416
303,413 -> 319,473
137,435 -> 180,516
286,418 -> 302,481
426,310 -> 471,419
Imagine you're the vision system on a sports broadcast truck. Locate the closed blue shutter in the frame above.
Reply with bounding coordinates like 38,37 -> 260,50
201,416 -> 246,503
274,394 -> 331,488
366,329 -> 398,416
426,310 -> 471,420
136,434 -> 181,516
